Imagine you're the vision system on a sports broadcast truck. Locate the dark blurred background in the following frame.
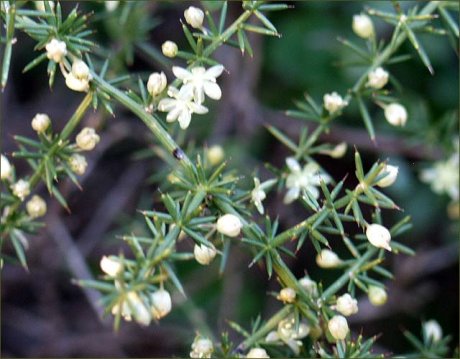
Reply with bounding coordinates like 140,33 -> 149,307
1,1 -> 458,357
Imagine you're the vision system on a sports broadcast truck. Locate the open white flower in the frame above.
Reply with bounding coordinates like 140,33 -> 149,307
284,157 -> 330,204
158,86 -> 208,129
173,65 -> 224,104
265,316 -> 309,355
251,177 -> 266,214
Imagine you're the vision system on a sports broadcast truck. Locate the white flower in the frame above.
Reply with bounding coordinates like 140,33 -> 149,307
26,195 -> 47,218
384,103 -> 407,126
45,38 -> 67,62
367,67 -> 389,90
11,179 -> 30,201
162,41 -> 178,58
368,285 -> 387,306
184,6 -> 204,29
335,293 -> 358,316
323,92 -> 348,114
316,249 -> 341,268
423,320 -> 443,343
277,287 -> 296,304
376,164 -> 399,188
1,155 -> 12,180
190,337 -> 214,358
105,0 -> 119,12
420,151 -> 459,201
207,145 -> 224,165
194,243 -> 217,265
100,256 -> 122,277
147,72 -> 167,97
366,224 -> 391,251
328,315 -> 349,341
65,60 -> 92,92
284,157 -> 330,204
298,276 -> 318,297
158,86 -> 209,129
216,214 -> 243,237
265,316 -> 309,355
150,289 -> 172,319
251,178 -> 266,214
76,127 -> 100,151
352,14 -> 374,39
31,113 -> 51,133
68,154 -> 87,175
246,348 -> 270,358
173,65 -> 224,104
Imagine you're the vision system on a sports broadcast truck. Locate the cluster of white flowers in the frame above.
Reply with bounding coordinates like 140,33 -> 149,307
265,316 -> 310,355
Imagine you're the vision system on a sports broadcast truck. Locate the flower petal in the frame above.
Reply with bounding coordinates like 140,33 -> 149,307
178,110 -> 192,129
286,157 -> 301,172
166,107 -> 181,122
189,102 -> 209,115
284,187 -> 300,204
205,64 -> 224,78
204,82 -> 222,100
172,66 -> 191,81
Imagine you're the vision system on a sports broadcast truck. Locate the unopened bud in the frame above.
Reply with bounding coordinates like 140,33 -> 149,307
76,127 -> 100,151
68,154 -> 87,175
26,195 -> 47,218
100,255 -> 122,277
376,164 -> 398,188
147,72 -> 167,97
246,348 -> 270,358
31,113 -> 51,133
316,249 -> 341,268
366,224 -> 391,251
194,243 -> 217,265
162,41 -> 178,58
277,287 -> 296,304
384,103 -> 407,126
323,92 -> 348,114
127,292 -> 151,326
352,14 -> 374,39
216,214 -> 243,237
423,320 -> 442,342
11,179 -> 30,201
65,60 -> 92,92
1,155 -> 12,180
368,285 -> 387,306
367,67 -> 389,90
207,145 -> 225,165
150,289 -> 172,319
184,6 -> 204,29
328,315 -> 349,340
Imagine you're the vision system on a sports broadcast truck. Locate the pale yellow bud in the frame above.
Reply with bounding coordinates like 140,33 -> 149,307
336,293 -> 358,316
328,315 -> 349,340
384,103 -> 407,126
127,292 -> 151,326
162,41 -> 178,58
376,164 -> 399,188
366,224 -> 391,251
323,92 -> 348,114
68,154 -> 87,175
100,255 -> 122,277
352,14 -> 374,39
76,127 -> 100,151
31,113 -> 51,133
26,195 -> 47,218
216,214 -> 243,237
316,249 -> 341,268
207,145 -> 225,165
150,289 -> 172,319
194,243 -> 217,265
368,285 -> 387,306
147,72 -> 167,97
277,287 -> 296,304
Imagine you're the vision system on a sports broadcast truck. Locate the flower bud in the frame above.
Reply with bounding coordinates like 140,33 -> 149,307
65,60 -> 92,92
423,320 -> 442,342
207,145 -> 225,166
45,38 -> 67,63
68,154 -> 87,175
1,155 -> 12,180
384,103 -> 407,126
323,92 -> 348,114
150,289 -> 172,319
330,142 -> 347,158
352,14 -> 374,39
277,287 -> 296,304
26,195 -> 47,218
336,293 -> 358,316
105,0 -> 119,12
31,113 -> 51,133
298,276 -> 318,296
162,41 -> 178,58
76,127 -> 100,151
194,243 -> 217,265
367,67 -> 389,90
366,224 -> 391,251
328,315 -> 349,341
127,291 -> 151,326
216,214 -> 242,237
11,179 -> 30,201
190,337 -> 214,358
184,6 -> 204,29
72,59 -> 90,79
376,164 -> 398,188
246,348 -> 270,358
100,255 -> 122,277
316,249 -> 341,268
147,72 -> 167,97
368,285 -> 387,306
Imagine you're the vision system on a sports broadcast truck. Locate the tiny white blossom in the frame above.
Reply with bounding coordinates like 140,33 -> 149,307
45,38 -> 67,63
335,293 -> 358,316
366,223 -> 391,251
277,287 -> 296,304
158,86 -> 208,129
162,41 -> 178,58
190,336 -> 214,358
246,348 -> 270,358
423,320 -> 443,343
26,195 -> 47,218
76,127 -> 100,151
11,179 -> 30,201
368,285 -> 388,306
194,243 -> 217,265
150,289 -> 172,319
316,249 -> 341,268
216,214 -> 243,237
265,316 -> 309,355
173,65 -> 224,104
31,113 -> 51,134
384,103 -> 407,126
251,178 -> 266,214
284,157 -> 330,204
323,92 -> 348,114
352,14 -> 374,39
147,72 -> 167,97
207,145 -> 224,165
184,6 -> 204,29
68,154 -> 87,175
1,155 -> 12,180
367,67 -> 389,89
328,315 -> 349,340
100,256 -> 122,277
376,164 -> 399,188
